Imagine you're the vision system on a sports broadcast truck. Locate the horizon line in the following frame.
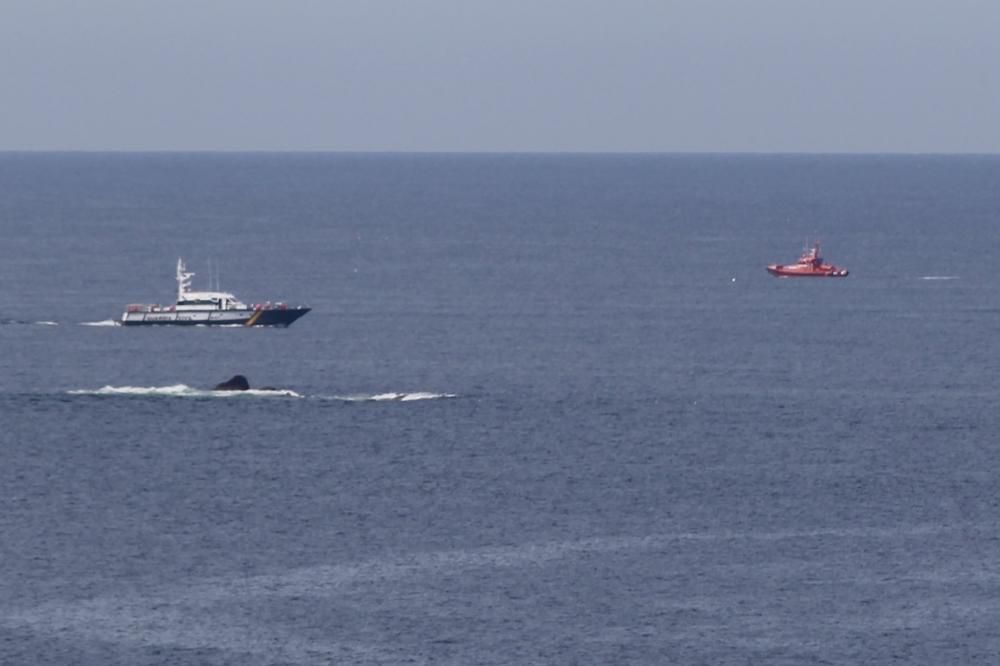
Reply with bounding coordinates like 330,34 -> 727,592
1,149 -> 1000,157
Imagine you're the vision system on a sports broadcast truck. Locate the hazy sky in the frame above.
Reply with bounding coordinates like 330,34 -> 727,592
2,1 -> 998,152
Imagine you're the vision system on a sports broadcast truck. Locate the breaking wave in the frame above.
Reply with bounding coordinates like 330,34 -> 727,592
67,385 -> 303,399
65,386 -> 455,401
329,392 -> 458,402
919,275 -> 959,281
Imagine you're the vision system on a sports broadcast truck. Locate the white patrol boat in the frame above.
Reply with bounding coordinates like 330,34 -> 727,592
120,259 -> 310,327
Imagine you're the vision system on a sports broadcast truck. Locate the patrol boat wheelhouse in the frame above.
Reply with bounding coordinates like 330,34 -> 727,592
120,259 -> 310,327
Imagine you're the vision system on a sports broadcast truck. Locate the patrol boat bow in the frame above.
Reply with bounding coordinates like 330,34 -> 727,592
120,259 -> 310,326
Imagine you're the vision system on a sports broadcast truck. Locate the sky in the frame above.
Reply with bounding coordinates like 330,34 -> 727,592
1,0 -> 999,152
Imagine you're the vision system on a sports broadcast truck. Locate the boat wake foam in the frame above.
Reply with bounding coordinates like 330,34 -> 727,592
919,275 -> 959,281
79,319 -> 120,327
68,385 -> 303,399
0,319 -> 60,326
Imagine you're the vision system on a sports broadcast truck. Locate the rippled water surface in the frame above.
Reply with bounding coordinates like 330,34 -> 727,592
2,154 -> 1000,664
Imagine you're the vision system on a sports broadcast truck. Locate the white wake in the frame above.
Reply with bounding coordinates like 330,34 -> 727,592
0,319 -> 61,326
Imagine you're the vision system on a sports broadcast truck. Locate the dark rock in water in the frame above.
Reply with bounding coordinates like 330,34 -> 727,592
213,376 -> 287,392
214,375 -> 250,391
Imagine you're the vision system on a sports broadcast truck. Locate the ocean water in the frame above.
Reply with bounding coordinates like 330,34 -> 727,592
2,153 -> 1000,664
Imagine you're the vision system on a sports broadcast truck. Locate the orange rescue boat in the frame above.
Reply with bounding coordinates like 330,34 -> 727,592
766,242 -> 848,278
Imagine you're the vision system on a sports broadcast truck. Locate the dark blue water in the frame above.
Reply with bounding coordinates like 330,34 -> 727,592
2,154 -> 1000,664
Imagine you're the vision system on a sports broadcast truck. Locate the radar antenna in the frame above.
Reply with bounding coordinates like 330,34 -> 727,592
176,258 -> 195,301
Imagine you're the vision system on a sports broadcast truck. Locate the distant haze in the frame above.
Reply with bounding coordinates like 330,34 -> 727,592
2,0 -> 999,152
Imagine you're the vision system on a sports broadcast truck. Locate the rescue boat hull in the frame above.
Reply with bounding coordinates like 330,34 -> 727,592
766,265 -> 849,278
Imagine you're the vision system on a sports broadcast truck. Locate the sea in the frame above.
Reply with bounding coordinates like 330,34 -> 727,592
1,153 -> 999,665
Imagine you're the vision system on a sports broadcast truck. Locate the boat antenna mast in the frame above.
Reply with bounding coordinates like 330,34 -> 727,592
177,258 -> 195,301
207,257 -> 221,292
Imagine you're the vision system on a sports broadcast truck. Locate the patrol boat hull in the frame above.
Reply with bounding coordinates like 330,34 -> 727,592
120,307 -> 310,327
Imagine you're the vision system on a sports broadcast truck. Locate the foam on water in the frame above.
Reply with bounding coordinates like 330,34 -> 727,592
67,385 -> 303,398
399,391 -> 457,401
919,275 -> 959,280
330,391 -> 458,402
79,319 -> 119,327
65,387 -> 454,401
237,388 -> 303,398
